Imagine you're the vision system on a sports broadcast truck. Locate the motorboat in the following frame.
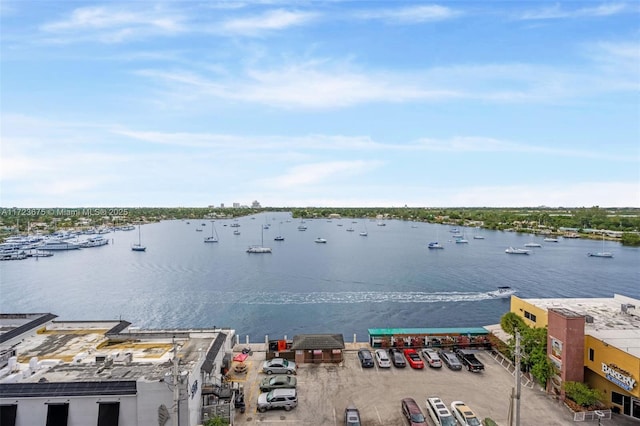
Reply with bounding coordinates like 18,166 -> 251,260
489,286 -> 516,298
428,242 -> 444,249
38,239 -> 81,250
587,252 -> 613,258
79,236 -> 109,248
524,242 -> 542,248
246,246 -> 272,253
315,238 -> 327,243
505,247 -> 530,255
543,237 -> 559,243
274,236 -> 285,241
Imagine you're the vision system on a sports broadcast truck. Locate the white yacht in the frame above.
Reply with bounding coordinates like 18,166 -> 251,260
428,242 -> 444,249
505,247 -> 530,255
315,238 -> 327,243
39,239 -> 81,250
80,236 -> 109,248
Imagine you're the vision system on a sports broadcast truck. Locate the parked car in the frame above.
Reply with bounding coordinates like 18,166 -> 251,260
344,405 -> 361,426
401,397 -> 427,425
262,358 -> 297,375
374,349 -> 391,368
403,349 -> 424,369
450,401 -> 482,426
259,374 -> 297,392
438,350 -> 462,371
454,349 -> 485,372
257,388 -> 298,412
425,397 -> 457,426
421,348 -> 442,368
388,348 -> 406,368
357,348 -> 375,368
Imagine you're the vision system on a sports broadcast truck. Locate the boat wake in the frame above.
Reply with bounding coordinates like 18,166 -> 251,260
209,290 -> 508,305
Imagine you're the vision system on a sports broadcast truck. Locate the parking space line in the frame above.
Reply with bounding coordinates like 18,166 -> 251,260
375,405 -> 382,424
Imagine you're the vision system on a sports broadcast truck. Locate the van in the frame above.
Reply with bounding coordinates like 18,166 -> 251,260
426,397 -> 457,426
257,388 -> 298,412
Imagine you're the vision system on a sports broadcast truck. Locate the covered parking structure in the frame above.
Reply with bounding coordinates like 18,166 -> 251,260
368,327 -> 491,350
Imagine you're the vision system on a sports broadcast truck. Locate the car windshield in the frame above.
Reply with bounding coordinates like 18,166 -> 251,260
441,416 -> 457,426
280,359 -> 289,366
411,413 -> 426,422
467,418 -> 481,426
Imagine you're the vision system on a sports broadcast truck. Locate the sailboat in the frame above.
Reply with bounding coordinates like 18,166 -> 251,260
131,224 -> 146,251
247,226 -> 272,253
588,233 -> 613,258
204,221 -> 218,243
359,220 -> 368,236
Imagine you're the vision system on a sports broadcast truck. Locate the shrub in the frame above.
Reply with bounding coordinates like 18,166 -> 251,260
483,418 -> 498,426
563,381 -> 602,407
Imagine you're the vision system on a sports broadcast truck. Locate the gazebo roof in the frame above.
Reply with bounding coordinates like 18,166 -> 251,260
291,334 -> 345,350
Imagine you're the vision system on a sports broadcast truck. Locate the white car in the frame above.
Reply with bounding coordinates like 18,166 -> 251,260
426,397 -> 457,426
374,349 -> 391,368
421,348 -> 442,368
450,401 -> 481,426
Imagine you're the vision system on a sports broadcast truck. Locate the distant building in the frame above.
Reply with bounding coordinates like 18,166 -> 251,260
0,313 -> 236,426
251,200 -> 261,209
232,203 -> 240,208
510,294 -> 640,420
220,203 -> 225,208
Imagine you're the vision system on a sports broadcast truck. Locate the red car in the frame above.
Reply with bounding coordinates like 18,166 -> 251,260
403,349 -> 424,369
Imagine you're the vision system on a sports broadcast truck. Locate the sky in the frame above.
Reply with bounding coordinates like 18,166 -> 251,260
1,1 -> 639,208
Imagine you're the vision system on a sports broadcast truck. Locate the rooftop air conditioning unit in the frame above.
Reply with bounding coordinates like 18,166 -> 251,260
621,304 -> 636,315
585,315 -> 594,324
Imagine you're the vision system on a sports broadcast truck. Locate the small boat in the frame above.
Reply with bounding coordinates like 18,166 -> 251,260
588,252 -> 613,258
233,230 -> 241,235
346,228 -> 354,232
359,231 -> 368,236
297,225 -> 307,231
524,242 -> 542,248
131,224 -> 146,251
505,247 -> 529,255
204,222 -> 218,243
315,238 -> 327,243
428,242 -> 444,249
473,235 -> 485,240
274,236 -> 285,241
543,237 -> 559,243
587,234 -> 613,258
39,239 -> 81,250
79,235 -> 109,248
455,238 -> 469,244
489,286 -> 516,298
247,227 -> 271,253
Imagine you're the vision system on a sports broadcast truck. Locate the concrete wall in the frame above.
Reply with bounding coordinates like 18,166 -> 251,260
1,395 -> 138,426
510,296 -> 549,328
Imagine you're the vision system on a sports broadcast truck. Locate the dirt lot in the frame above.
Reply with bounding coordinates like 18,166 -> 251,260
225,344 -> 623,426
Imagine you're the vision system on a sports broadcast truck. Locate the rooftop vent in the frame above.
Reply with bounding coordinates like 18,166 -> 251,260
585,315 -> 594,324
621,304 -> 636,315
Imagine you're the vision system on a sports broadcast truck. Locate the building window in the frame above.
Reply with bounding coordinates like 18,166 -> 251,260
98,402 -> 120,426
0,405 -> 17,426
524,311 -> 537,322
612,391 -> 624,405
46,403 -> 69,426
588,348 -> 594,362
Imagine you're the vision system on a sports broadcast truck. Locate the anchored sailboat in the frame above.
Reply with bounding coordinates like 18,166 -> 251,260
131,224 -> 146,252
204,221 -> 219,243
247,226 -> 272,253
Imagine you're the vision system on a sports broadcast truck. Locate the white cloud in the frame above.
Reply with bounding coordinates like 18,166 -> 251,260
217,9 -> 317,35
264,160 -> 383,189
40,6 -> 185,43
356,5 -> 459,23
519,2 -> 631,20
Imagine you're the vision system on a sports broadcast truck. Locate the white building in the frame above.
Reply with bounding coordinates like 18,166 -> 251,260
0,313 -> 236,426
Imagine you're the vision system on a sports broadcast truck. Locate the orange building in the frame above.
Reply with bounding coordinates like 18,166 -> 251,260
510,294 -> 639,421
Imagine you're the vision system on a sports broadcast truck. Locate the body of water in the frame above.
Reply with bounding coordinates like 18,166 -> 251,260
1,212 -> 638,340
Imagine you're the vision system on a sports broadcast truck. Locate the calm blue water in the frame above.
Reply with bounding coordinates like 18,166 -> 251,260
1,212 -> 638,341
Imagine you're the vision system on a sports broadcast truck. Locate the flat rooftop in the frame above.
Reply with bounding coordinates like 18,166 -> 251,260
0,318 -> 225,384
522,294 -> 640,357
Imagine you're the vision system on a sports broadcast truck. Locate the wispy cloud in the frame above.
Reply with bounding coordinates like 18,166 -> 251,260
40,6 -> 185,43
217,9 -> 318,36
264,160 -> 383,189
356,5 -> 459,24
518,2 -> 631,20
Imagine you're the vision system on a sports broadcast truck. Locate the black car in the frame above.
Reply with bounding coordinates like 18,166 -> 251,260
438,349 -> 463,371
357,348 -> 375,368
388,348 -> 406,368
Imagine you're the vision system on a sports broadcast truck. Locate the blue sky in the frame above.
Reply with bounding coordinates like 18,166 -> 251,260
1,1 -> 638,208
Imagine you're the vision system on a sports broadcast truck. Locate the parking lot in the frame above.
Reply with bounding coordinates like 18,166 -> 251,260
226,344 -> 624,425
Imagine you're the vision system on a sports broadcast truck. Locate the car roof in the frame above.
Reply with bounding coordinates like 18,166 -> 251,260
427,397 -> 452,415
402,398 -> 421,411
271,388 -> 296,396
452,402 -> 475,416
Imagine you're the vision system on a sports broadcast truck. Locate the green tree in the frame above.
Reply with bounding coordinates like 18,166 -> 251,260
500,312 -> 526,336
204,416 -> 229,426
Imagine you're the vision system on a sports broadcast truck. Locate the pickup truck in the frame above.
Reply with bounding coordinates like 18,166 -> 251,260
454,349 -> 484,372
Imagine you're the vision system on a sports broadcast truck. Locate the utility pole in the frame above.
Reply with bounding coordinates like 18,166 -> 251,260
514,330 -> 522,426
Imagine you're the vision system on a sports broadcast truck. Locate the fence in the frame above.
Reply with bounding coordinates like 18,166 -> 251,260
573,409 -> 612,421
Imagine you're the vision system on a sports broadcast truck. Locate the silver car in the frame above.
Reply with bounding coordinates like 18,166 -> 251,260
374,349 -> 391,368
262,358 -> 297,375
438,350 -> 463,371
257,388 -> 298,412
421,348 -> 443,368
